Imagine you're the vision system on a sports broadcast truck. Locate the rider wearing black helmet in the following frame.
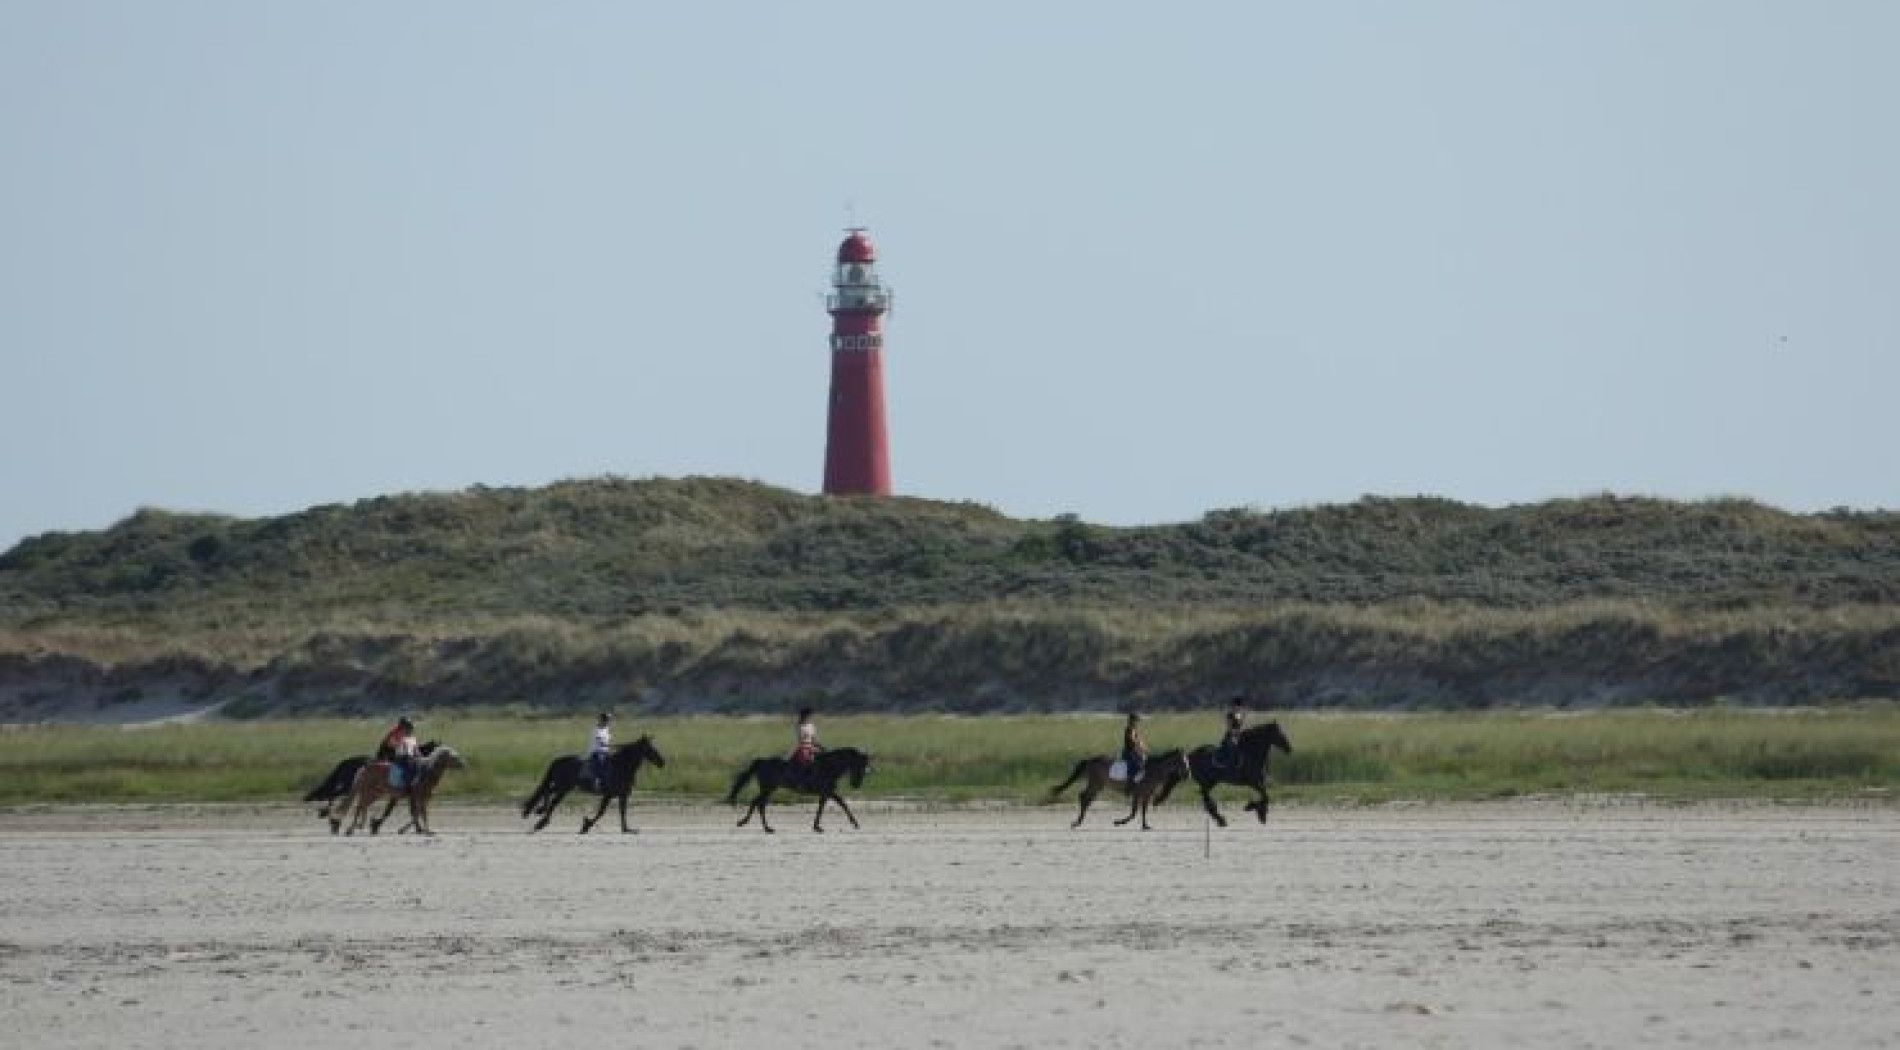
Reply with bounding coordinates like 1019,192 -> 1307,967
1216,696 -> 1246,769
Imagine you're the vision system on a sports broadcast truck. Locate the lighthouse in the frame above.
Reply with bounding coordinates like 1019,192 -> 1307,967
822,229 -> 894,495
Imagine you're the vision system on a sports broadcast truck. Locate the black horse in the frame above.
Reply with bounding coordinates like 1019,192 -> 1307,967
1155,722 -> 1294,826
520,735 -> 666,834
723,747 -> 870,834
303,740 -> 438,832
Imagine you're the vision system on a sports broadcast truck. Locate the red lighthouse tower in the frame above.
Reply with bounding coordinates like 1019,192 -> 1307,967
822,229 -> 893,495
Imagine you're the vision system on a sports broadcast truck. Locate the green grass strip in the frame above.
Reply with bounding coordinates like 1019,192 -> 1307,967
2,707 -> 1897,805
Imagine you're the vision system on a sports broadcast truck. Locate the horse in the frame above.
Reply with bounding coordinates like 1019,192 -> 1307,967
1153,721 -> 1294,826
519,735 -> 667,834
331,746 -> 465,836
1047,749 -> 1187,830
723,747 -> 870,834
303,741 -> 439,827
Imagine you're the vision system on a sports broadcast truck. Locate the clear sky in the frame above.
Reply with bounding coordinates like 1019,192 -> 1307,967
3,3 -> 1896,550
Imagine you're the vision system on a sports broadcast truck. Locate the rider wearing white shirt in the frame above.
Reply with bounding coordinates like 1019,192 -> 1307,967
587,712 -> 613,787
792,707 -> 819,767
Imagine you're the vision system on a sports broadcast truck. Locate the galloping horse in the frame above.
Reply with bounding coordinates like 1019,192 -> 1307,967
724,747 -> 870,834
1048,749 -> 1188,830
519,735 -> 667,834
331,746 -> 465,836
1154,721 -> 1293,826
303,741 -> 438,827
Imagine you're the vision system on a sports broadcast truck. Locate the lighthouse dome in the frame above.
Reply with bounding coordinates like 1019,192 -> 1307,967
836,230 -> 877,264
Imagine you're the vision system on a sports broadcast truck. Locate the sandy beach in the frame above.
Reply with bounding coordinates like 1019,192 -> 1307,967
2,800 -> 1895,1048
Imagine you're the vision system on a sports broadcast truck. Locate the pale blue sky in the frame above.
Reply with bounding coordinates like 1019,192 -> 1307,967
3,3 -> 1896,549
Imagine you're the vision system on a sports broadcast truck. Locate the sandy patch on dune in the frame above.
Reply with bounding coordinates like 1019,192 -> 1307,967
1,801 -> 1896,1049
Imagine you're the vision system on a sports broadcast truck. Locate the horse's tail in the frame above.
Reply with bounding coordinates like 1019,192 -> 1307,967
1048,759 -> 1090,800
304,759 -> 355,802
724,760 -> 760,806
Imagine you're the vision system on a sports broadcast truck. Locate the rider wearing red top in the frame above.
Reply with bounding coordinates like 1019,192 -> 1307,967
377,716 -> 420,806
377,717 -> 413,760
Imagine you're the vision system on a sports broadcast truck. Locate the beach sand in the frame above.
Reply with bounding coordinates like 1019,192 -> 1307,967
2,800 -> 1895,1048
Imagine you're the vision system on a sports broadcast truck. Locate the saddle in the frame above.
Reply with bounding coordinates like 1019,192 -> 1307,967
1108,760 -> 1144,784
578,757 -> 612,795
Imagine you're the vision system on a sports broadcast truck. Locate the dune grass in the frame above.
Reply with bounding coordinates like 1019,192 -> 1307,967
2,707 -> 1897,807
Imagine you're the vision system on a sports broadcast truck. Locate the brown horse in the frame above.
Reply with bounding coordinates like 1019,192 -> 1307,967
331,746 -> 465,836
1048,749 -> 1187,830
303,741 -> 438,827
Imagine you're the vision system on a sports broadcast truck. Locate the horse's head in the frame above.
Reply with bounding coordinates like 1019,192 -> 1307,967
418,740 -> 440,756
428,746 -> 466,771
847,749 -> 870,789
1261,720 -> 1293,754
636,733 -> 666,768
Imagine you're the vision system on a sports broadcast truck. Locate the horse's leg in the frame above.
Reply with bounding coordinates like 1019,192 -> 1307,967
580,791 -> 611,835
1199,777 -> 1227,828
521,772 -> 550,820
535,783 -> 571,833
344,790 -> 370,836
1073,780 -> 1098,829
828,792 -> 860,829
756,789 -> 776,834
618,792 -> 635,834
1113,779 -> 1143,827
812,792 -> 828,833
1126,782 -> 1154,831
330,783 -> 358,835
369,793 -> 402,835
1252,776 -> 1270,824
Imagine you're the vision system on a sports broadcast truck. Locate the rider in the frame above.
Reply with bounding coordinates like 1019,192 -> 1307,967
378,715 -> 421,808
791,706 -> 821,769
1216,696 -> 1246,769
587,711 -> 613,789
1121,711 -> 1147,786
